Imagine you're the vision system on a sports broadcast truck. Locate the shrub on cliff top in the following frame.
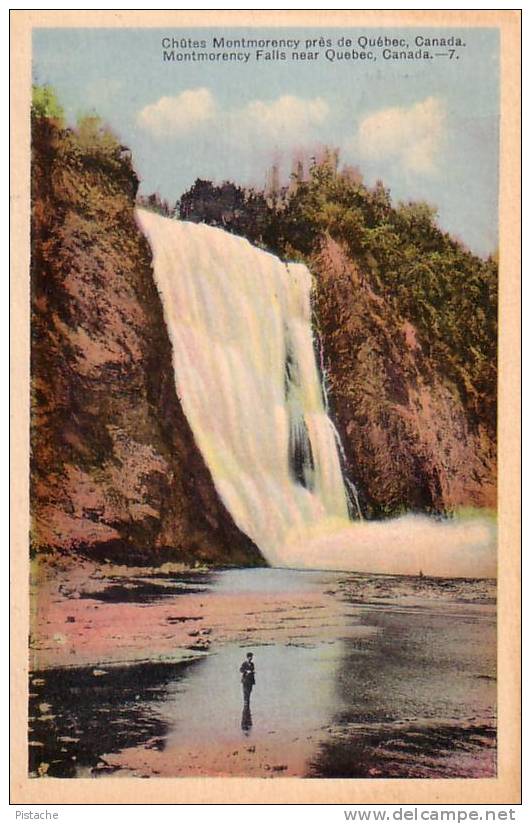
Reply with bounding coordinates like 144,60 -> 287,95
32,89 -> 135,197
31,84 -> 65,125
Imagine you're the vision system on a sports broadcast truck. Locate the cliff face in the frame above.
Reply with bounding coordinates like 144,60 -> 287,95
30,118 -> 264,566
312,237 -> 496,517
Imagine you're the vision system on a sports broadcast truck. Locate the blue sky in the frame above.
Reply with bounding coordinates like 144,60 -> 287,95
33,27 -> 499,257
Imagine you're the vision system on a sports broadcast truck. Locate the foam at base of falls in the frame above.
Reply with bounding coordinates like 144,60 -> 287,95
277,513 -> 496,579
137,209 -> 496,579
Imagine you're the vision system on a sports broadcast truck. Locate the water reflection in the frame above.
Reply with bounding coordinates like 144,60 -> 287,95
163,643 -> 341,749
308,600 -> 497,778
241,704 -> 252,733
29,568 -> 497,778
28,659 -> 198,777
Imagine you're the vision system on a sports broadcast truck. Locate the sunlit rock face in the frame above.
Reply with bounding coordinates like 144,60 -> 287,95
310,236 -> 497,518
30,121 -> 262,567
138,210 -> 496,579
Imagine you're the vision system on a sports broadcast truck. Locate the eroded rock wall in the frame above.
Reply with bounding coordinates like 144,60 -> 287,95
30,119 -> 264,566
311,236 -> 496,517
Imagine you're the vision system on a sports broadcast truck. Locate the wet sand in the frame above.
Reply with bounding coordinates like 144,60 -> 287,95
29,560 -> 496,779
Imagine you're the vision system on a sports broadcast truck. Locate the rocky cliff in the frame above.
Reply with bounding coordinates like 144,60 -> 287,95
179,162 -> 497,519
311,237 -> 496,516
30,116 -> 264,566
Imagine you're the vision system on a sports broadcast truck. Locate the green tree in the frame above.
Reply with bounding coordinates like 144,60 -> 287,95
31,84 -> 64,124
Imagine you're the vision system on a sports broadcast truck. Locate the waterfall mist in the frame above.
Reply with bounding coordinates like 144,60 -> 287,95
136,209 -> 496,579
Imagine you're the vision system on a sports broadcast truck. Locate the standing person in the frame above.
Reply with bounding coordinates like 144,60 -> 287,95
240,652 -> 255,709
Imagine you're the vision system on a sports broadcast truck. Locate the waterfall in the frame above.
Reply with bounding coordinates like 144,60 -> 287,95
136,208 -> 350,565
136,209 -> 496,578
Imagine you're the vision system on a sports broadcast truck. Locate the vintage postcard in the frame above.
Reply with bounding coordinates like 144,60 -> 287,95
10,10 -> 521,804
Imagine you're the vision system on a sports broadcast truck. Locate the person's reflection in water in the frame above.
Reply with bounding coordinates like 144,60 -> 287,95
240,652 -> 255,733
241,703 -> 252,733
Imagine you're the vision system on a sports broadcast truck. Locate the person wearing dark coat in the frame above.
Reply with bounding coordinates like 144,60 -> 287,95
240,652 -> 255,710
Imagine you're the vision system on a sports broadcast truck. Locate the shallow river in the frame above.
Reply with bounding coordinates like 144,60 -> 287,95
29,567 -> 496,779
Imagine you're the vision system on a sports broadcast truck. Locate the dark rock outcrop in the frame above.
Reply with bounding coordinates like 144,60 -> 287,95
30,118 -> 264,566
311,237 -> 496,517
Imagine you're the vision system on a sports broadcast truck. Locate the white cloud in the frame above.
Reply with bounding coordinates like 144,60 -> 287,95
137,88 -> 216,138
355,97 -> 446,174
236,95 -> 329,147
137,89 -> 329,151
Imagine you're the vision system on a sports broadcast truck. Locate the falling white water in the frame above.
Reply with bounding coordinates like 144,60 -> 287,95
137,209 -> 496,579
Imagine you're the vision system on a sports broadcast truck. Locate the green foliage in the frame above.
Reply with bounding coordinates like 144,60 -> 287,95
66,114 -> 128,176
31,84 -> 65,124
32,88 -> 129,180
75,114 -> 118,151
